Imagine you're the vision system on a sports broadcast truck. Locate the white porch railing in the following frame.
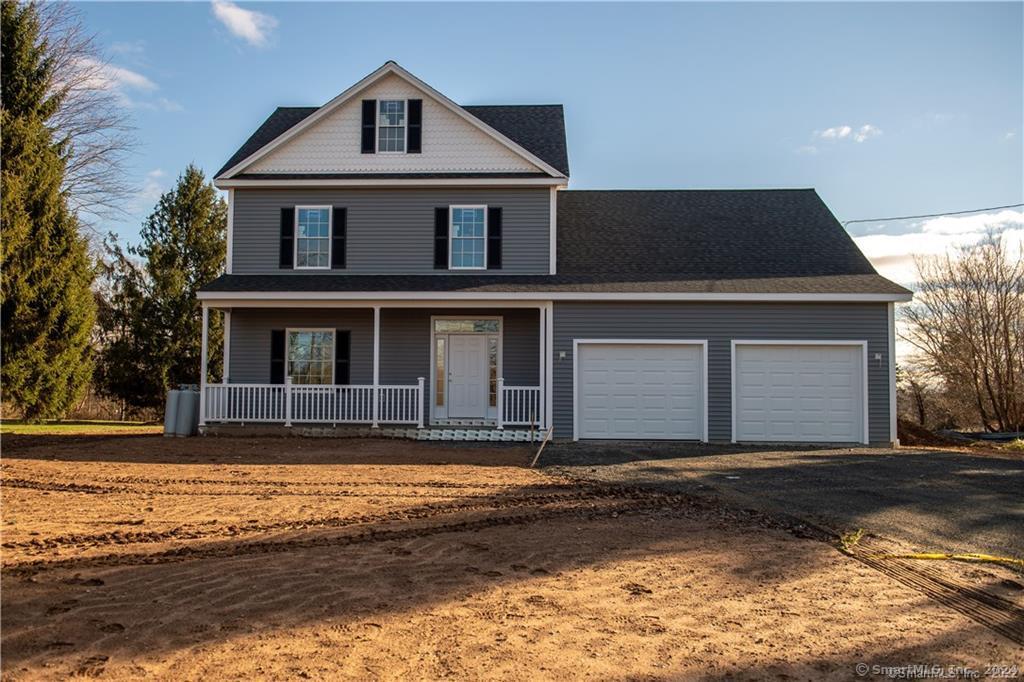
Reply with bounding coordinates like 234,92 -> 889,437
203,378 -> 424,428
497,379 -> 542,428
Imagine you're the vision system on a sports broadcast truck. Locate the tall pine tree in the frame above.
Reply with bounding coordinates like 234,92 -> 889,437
1,0 -> 96,419
100,165 -> 226,409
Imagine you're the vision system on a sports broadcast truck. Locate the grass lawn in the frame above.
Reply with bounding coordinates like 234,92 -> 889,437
0,420 -> 162,436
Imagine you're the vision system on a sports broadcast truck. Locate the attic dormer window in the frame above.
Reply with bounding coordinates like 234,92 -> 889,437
377,100 -> 406,152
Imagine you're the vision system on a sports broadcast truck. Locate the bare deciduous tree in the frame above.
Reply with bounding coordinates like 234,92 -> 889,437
36,1 -> 136,226
902,233 -> 1024,432
896,365 -> 929,426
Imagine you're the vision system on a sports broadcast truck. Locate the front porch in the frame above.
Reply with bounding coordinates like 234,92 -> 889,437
197,303 -> 552,436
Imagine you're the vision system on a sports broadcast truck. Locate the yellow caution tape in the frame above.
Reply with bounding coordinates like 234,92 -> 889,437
873,552 -> 1024,568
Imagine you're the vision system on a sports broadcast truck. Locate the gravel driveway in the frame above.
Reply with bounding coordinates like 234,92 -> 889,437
543,443 -> 1024,558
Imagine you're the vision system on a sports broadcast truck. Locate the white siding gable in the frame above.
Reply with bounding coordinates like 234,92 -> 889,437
248,74 -> 542,175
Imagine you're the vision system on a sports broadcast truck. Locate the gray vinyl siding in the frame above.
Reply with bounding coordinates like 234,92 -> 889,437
231,188 -> 550,275
227,309 -> 374,384
227,307 -> 540,423
552,302 -> 891,444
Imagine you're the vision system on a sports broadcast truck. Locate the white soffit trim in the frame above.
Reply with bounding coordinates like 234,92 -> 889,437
215,177 -> 568,190
218,62 -> 567,180
196,290 -> 914,303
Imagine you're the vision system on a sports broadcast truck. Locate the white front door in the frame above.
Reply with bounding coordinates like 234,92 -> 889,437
448,334 -> 488,418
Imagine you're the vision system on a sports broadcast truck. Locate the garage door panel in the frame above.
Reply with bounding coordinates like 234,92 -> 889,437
578,343 -> 704,440
735,344 -> 863,443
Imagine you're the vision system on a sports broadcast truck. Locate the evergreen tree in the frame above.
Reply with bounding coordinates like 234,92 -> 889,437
100,165 -> 226,409
1,0 -> 96,419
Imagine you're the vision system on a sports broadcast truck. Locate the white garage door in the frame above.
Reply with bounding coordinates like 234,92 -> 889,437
734,343 -> 865,443
577,343 -> 704,440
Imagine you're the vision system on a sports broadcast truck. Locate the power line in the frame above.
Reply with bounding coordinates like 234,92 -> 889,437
842,202 -> 1024,226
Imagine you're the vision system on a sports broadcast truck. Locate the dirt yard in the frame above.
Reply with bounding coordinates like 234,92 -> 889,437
2,435 -> 1021,680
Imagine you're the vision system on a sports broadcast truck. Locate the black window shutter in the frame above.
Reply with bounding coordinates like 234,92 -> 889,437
279,207 -> 295,269
361,99 -> 376,153
487,207 -> 503,270
331,207 -> 346,269
334,330 -> 351,385
407,99 -> 422,153
270,330 -> 286,384
434,207 -> 449,269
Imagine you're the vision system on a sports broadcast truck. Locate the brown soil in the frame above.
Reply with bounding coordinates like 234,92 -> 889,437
897,419 -> 962,447
2,436 -> 1021,679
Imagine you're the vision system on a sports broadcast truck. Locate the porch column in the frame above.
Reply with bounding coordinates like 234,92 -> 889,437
372,305 -> 380,428
545,302 -> 554,433
222,309 -> 231,383
538,306 -> 546,429
199,303 -> 209,427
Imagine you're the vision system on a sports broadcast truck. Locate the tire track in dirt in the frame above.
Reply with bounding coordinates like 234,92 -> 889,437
4,494 -> 687,576
2,488 -> 628,553
88,476 -> 533,490
0,476 -> 552,499
849,540 -> 1024,646
554,468 -> 1024,647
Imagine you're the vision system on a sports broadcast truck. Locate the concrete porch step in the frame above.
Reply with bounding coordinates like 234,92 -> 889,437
379,427 -> 541,442
430,418 -> 498,427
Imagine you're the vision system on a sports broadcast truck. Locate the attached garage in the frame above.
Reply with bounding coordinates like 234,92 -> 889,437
732,341 -> 867,444
573,341 -> 707,441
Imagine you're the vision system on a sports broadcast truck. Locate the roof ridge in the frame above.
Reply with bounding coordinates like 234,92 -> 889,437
561,188 -> 817,193
462,104 -> 563,108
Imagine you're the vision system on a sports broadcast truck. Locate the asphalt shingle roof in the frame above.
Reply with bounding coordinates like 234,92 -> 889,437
462,105 -> 569,176
200,273 -> 908,296
200,188 -> 910,296
215,104 -> 569,178
216,107 -> 317,178
556,189 -> 879,278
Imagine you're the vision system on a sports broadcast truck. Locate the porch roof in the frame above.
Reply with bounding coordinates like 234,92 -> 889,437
198,272 -> 911,299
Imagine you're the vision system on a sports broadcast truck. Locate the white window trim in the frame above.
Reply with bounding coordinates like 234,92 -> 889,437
285,327 -> 336,385
730,340 -> 870,445
571,339 -> 709,443
294,205 -> 332,271
376,98 -> 408,154
428,315 -> 503,422
448,204 -> 488,271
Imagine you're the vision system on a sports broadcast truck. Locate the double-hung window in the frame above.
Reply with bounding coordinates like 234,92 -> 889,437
377,99 -> 406,152
295,206 -> 331,269
450,205 -> 487,269
287,330 -> 334,385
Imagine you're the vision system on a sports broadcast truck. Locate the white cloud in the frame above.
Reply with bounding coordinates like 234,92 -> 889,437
853,124 -> 882,143
818,125 -> 852,140
110,40 -> 147,61
854,210 -> 1024,284
795,145 -> 818,155
75,56 -> 156,92
155,97 -> 184,112
131,169 -> 167,212
813,123 -> 882,144
1005,131 -> 1017,142
68,56 -> 182,112
211,0 -> 278,47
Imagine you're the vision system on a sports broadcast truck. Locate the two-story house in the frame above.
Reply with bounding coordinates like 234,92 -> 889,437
198,61 -> 912,444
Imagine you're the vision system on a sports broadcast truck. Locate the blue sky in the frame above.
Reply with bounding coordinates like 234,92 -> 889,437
79,1 -> 1022,285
